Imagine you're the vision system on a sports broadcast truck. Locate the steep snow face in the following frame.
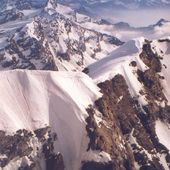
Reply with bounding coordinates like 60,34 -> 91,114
87,38 -> 170,106
88,37 -> 170,84
87,37 -> 146,83
0,70 -> 101,170
155,120 -> 170,151
87,37 -> 149,105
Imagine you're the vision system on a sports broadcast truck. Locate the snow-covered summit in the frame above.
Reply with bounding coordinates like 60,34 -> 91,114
87,37 -> 170,105
0,69 -> 101,170
0,0 -> 122,71
0,69 -> 101,132
87,37 -> 146,82
0,1 -> 170,170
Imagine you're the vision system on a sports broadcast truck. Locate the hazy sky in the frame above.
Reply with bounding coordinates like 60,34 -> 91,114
94,8 -> 170,27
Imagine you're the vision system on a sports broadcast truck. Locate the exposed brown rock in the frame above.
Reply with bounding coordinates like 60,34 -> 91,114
85,75 -> 138,170
0,127 -> 64,170
34,126 -> 51,141
130,61 -> 137,67
0,129 -> 33,167
42,130 -> 64,170
139,43 -> 161,72
81,161 -> 116,170
137,69 -> 166,103
85,62 -> 170,170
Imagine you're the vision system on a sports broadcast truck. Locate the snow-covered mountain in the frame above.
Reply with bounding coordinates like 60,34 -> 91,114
68,14 -> 170,41
84,37 -> 170,170
58,0 -> 170,10
0,1 -> 170,170
0,0 -> 122,71
0,70 -> 101,170
113,19 -> 170,41
1,38 -> 170,170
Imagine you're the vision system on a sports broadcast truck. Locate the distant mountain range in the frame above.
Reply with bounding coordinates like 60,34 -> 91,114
58,0 -> 170,9
1,0 -> 169,13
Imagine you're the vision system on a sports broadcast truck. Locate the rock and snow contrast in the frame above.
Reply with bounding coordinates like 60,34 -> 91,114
0,70 -> 101,170
0,0 -> 122,71
0,0 -> 170,170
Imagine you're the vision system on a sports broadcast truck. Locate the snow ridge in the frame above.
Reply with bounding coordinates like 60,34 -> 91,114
0,70 -> 101,170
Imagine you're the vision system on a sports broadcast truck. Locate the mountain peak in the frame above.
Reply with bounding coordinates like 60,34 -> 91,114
156,18 -> 169,26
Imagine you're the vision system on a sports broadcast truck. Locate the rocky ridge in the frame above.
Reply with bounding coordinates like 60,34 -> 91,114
0,0 -> 122,71
0,38 -> 170,170
82,39 -> 170,170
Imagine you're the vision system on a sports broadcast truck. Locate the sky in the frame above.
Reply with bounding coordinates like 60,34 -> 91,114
101,9 -> 170,27
77,0 -> 170,27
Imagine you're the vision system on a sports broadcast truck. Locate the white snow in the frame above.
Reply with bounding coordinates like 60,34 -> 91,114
88,37 -> 145,82
87,37 -> 148,104
0,69 -> 101,170
87,37 -> 170,107
83,150 -> 112,163
26,21 -> 39,40
158,153 -> 169,170
0,155 -> 7,159
155,120 -> 170,151
0,1 -> 170,169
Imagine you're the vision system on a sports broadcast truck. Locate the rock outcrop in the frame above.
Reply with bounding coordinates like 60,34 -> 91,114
0,127 -> 64,170
84,41 -> 170,170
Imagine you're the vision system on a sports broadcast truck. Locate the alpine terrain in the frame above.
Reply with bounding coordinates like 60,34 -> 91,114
0,0 -> 170,170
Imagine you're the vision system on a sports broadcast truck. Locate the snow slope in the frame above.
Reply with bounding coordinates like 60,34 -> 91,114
87,37 -> 147,83
87,37 -> 170,106
0,70 -> 101,170
87,37 -> 149,105
88,37 -> 170,86
155,120 -> 170,151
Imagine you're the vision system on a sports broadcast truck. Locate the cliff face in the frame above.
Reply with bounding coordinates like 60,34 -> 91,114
83,40 -> 170,170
